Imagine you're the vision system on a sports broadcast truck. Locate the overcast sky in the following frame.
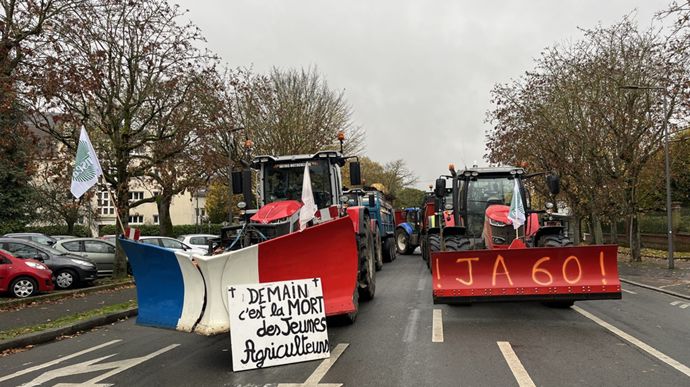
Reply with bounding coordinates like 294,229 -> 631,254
174,0 -> 672,189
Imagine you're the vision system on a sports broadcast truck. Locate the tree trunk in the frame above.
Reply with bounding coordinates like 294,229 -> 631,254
112,184 -> 130,279
66,221 -> 75,235
157,193 -> 174,237
628,213 -> 641,262
609,219 -> 618,244
591,212 -> 604,244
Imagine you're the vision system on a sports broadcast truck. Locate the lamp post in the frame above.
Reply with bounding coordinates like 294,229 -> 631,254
620,85 -> 674,269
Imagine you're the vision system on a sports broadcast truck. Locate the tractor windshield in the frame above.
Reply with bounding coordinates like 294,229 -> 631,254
263,160 -> 333,208
464,177 -> 516,236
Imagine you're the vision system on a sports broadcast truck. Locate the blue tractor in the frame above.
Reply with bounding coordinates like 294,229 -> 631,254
394,207 -> 423,254
343,186 -> 397,270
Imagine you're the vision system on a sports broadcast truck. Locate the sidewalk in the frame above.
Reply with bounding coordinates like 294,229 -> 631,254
617,255 -> 690,298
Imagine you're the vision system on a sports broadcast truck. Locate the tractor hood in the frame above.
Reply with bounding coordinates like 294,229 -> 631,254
251,200 -> 302,224
485,204 -> 511,225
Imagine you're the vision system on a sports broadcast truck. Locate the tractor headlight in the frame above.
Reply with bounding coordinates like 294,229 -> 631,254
444,203 -> 453,210
489,219 -> 507,227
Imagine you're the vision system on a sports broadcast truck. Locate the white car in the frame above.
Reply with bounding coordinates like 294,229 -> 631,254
139,236 -> 207,256
177,234 -> 218,251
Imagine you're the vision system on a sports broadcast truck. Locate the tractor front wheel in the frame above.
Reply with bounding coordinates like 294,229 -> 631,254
358,214 -> 376,301
538,235 -> 573,247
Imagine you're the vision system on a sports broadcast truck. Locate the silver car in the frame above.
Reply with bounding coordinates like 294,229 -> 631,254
177,234 -> 218,251
139,236 -> 207,256
53,238 -> 121,277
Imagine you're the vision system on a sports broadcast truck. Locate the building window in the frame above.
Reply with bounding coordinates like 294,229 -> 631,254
129,191 -> 144,201
98,192 -> 115,215
128,215 -> 144,224
153,214 -> 159,224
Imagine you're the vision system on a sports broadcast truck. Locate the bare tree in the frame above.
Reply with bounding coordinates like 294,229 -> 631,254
25,0 -> 214,277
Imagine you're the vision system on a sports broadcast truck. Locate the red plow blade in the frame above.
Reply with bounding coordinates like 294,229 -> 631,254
432,245 -> 621,303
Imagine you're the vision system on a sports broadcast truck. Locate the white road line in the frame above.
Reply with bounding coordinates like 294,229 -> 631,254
574,306 -> 690,378
621,288 -> 637,294
497,341 -> 536,387
402,309 -> 420,343
680,304 -> 689,309
670,301 -> 682,306
432,309 -> 444,343
299,343 -> 348,386
0,340 -> 122,383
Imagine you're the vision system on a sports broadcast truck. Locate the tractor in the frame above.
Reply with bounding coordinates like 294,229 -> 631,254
343,185 -> 397,270
120,139 -> 378,334
394,207 -> 423,255
426,164 -> 621,307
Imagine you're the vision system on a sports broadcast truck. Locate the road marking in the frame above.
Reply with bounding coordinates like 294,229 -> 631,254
432,309 -> 443,343
403,309 -> 420,343
21,344 -> 179,387
621,288 -> 637,294
680,304 -> 689,309
278,343 -> 348,387
497,341 -> 536,387
0,340 -> 121,383
670,301 -> 681,306
574,306 -> 690,378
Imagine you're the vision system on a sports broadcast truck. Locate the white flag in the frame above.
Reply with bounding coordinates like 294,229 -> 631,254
70,127 -> 103,199
299,163 -> 318,230
507,178 -> 525,230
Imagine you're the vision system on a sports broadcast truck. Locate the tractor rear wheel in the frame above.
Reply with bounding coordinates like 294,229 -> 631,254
358,213 -> 376,301
538,235 -> 573,247
374,231 -> 383,271
383,236 -> 397,262
426,234 -> 441,273
395,228 -> 414,255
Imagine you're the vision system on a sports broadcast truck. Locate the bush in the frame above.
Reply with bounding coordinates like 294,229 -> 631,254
25,225 -> 91,237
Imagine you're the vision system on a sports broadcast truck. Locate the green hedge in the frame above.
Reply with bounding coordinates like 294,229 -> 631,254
22,225 -> 91,237
99,223 -> 224,237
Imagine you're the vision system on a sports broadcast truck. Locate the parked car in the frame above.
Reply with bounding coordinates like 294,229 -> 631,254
139,236 -> 207,255
3,233 -> 57,246
53,238 -> 124,277
0,238 -> 98,289
0,249 -> 54,298
177,234 -> 218,251
99,235 -> 117,244
51,235 -> 78,241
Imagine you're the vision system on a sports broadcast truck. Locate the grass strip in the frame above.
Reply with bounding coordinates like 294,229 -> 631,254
618,246 -> 690,259
0,300 -> 137,341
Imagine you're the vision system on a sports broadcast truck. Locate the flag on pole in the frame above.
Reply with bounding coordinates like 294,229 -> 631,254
70,127 -> 103,199
507,178 -> 525,230
299,163 -> 318,230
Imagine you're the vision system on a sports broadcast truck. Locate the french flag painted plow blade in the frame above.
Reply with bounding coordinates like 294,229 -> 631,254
121,216 -> 358,335
432,245 -> 621,304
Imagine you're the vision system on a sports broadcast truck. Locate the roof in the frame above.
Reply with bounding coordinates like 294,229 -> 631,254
251,150 -> 347,168
457,165 -> 524,176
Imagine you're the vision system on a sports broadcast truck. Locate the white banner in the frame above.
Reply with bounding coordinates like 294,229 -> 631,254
228,278 -> 330,371
70,127 -> 103,199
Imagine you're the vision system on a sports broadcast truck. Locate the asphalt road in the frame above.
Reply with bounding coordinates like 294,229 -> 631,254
1,253 -> 689,386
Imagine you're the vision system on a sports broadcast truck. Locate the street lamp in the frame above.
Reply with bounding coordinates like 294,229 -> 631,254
620,85 -> 674,269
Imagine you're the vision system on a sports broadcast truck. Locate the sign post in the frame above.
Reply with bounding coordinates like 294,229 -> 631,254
228,278 -> 330,371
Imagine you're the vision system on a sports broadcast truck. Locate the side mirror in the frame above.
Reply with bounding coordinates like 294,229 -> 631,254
231,171 -> 243,195
546,174 -> 560,196
368,195 -> 376,207
434,178 -> 446,198
350,162 -> 361,186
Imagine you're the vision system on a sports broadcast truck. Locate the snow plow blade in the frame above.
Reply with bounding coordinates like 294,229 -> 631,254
121,216 -> 359,335
432,245 -> 621,304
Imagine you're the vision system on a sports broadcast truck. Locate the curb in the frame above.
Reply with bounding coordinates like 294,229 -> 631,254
620,278 -> 690,301
0,280 -> 135,309
0,308 -> 138,352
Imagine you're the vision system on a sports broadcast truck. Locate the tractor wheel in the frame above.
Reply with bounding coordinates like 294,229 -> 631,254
538,235 -> 573,248
344,288 -> 360,323
374,231 -> 383,271
358,214 -> 376,301
382,236 -> 397,262
444,235 -> 471,251
395,228 -> 413,255
427,234 -> 441,272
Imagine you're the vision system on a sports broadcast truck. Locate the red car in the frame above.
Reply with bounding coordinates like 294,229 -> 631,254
0,249 -> 54,298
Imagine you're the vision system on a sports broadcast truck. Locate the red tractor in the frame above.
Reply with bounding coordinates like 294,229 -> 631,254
424,164 -> 621,307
